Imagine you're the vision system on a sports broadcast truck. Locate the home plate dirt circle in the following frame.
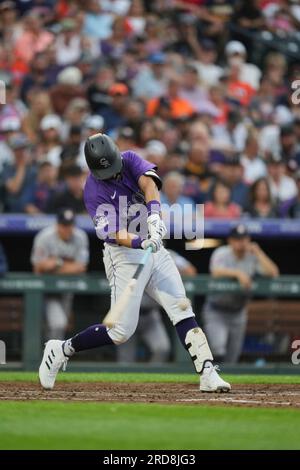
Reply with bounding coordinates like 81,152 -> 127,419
0,382 -> 300,408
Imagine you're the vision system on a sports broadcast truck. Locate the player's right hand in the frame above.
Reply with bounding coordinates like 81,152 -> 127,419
141,238 -> 162,253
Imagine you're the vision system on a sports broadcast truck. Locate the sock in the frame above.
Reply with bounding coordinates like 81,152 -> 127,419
175,317 -> 199,347
65,324 -> 114,353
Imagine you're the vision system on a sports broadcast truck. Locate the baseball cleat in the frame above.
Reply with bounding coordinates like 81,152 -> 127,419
39,340 -> 69,390
200,365 -> 231,393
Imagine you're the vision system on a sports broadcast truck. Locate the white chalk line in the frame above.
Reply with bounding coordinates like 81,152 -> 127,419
176,398 -> 295,406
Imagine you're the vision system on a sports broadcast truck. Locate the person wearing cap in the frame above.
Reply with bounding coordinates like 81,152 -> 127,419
144,139 -> 167,170
50,68 -> 85,115
31,209 -> 89,340
100,83 -> 129,132
266,154 -> 298,203
1,133 -> 37,213
225,40 -> 261,90
202,224 -> 279,364
47,165 -> 86,214
132,51 -> 168,99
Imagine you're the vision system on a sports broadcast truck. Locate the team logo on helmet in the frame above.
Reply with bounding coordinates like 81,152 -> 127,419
99,157 -> 111,168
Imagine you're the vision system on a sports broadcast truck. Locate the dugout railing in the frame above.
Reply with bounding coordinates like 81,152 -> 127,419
0,273 -> 300,370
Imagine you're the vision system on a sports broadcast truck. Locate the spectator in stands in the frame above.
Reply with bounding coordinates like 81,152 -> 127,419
47,165 -> 85,214
0,116 -> 21,172
267,154 -> 298,204
100,16 -> 129,59
147,76 -> 196,120
36,114 -> 63,167
20,52 -> 54,104
288,171 -> 300,219
1,134 -> 37,213
60,125 -> 83,169
50,66 -> 84,115
24,162 -> 58,215
31,208 -> 89,339
211,109 -> 248,155
144,139 -> 167,173
245,177 -> 278,218
205,179 -> 241,219
161,171 -> 196,221
63,98 -> 90,138
87,66 -> 115,114
179,64 -> 219,117
221,158 -> 249,209
191,39 -> 223,88
0,242 -> 8,277
133,51 -> 168,100
14,11 -> 54,64
183,124 -> 214,203
101,83 -> 129,133
279,124 -> 300,167
83,0 -> 114,40
55,18 -> 83,66
22,90 -> 53,144
202,224 -> 279,364
224,40 -> 261,90
0,74 -> 27,128
241,130 -> 267,185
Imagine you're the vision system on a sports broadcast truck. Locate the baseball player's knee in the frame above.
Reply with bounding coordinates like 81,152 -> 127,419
107,324 -> 136,345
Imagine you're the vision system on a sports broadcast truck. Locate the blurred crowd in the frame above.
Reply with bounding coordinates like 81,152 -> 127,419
1,0 -> 300,219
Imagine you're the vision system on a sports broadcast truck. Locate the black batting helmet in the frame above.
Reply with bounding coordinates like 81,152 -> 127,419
84,133 -> 122,180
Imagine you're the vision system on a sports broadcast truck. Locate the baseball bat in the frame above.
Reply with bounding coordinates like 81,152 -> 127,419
102,246 -> 153,328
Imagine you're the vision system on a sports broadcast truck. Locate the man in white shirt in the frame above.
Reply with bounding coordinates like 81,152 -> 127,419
241,131 -> 267,184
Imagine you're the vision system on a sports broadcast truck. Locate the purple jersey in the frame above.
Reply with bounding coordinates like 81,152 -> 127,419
84,150 -> 160,240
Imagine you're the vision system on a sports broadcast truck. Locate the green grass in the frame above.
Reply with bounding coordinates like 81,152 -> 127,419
1,371 -> 300,384
0,372 -> 300,450
1,401 -> 300,450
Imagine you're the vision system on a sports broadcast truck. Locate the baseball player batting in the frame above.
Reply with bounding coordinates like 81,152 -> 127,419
39,133 -> 231,393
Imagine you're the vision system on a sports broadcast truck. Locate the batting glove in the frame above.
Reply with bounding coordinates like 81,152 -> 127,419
147,214 -> 167,240
141,237 -> 162,253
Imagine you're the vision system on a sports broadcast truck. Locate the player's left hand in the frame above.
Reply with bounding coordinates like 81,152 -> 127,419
141,237 -> 162,253
147,214 -> 167,240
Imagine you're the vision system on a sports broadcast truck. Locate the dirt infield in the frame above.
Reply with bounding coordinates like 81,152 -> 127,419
0,382 -> 300,408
